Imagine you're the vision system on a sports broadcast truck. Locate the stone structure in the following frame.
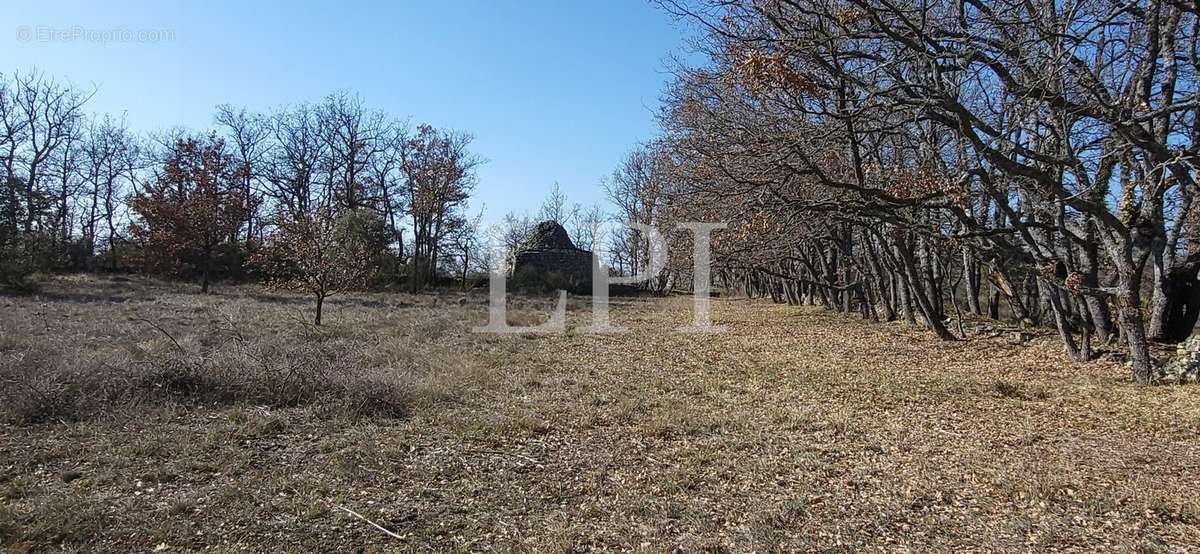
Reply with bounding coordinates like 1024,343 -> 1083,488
1160,334 -> 1200,384
510,221 -> 593,293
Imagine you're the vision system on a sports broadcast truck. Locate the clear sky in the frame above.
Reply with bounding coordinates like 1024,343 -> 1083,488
5,0 -> 695,225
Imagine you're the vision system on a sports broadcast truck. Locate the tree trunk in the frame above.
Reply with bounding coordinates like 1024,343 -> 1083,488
1148,264 -> 1200,343
1042,280 -> 1084,362
1116,270 -> 1153,383
1075,295 -> 1094,361
895,242 -> 955,340
201,256 -> 211,294
315,293 -> 324,326
1080,223 -> 1114,342
964,248 -> 982,316
896,272 -> 916,324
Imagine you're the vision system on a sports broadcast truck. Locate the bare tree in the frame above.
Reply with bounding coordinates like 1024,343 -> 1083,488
214,104 -> 270,241
0,70 -> 92,241
538,181 -> 579,225
365,120 -> 410,267
9,71 -> 91,234
47,110 -> 83,246
605,144 -> 669,282
444,209 -> 486,288
570,202 -> 607,252
79,115 -> 139,269
318,91 -> 387,212
490,210 -> 535,263
264,103 -> 326,221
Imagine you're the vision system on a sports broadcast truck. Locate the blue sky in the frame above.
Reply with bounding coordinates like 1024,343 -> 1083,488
5,0 -> 696,224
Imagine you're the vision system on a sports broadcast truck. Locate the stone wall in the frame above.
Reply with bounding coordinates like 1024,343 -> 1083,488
1161,334 -> 1200,384
512,248 -> 593,293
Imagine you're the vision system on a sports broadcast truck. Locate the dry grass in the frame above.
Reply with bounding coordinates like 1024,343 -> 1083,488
1,275 -> 1199,551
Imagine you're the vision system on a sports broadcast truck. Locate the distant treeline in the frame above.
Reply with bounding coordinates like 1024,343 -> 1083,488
0,69 -> 484,298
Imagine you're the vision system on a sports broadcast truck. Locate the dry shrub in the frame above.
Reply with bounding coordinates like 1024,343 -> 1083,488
140,339 -> 410,417
0,323 -> 412,425
0,345 -> 146,424
138,350 -> 410,420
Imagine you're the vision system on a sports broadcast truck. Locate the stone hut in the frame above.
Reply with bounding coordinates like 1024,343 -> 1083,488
510,221 -> 593,293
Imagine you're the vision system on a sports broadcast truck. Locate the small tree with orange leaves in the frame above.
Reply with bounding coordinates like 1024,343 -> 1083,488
254,207 -> 373,325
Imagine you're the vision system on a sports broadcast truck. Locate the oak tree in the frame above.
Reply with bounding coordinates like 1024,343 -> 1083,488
130,135 -> 251,292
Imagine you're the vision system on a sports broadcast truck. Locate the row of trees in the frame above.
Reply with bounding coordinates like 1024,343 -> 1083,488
631,0 -> 1198,382
1,69 -> 484,310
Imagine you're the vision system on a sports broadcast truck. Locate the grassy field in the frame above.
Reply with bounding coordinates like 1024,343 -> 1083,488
2,276 -> 1199,552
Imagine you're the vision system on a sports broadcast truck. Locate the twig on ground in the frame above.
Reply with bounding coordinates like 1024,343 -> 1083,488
333,505 -> 403,539
134,317 -> 186,353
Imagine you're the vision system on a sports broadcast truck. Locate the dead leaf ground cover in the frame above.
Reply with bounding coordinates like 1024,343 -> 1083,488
1,276 -> 1198,552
